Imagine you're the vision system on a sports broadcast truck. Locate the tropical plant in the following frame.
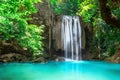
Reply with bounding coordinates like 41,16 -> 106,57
0,0 -> 44,55
50,0 -> 81,15
77,0 -> 120,57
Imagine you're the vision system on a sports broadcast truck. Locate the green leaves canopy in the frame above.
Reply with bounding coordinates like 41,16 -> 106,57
50,0 -> 81,15
0,0 -> 44,55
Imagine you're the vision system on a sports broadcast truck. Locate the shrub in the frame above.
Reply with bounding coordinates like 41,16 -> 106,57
0,0 -> 44,55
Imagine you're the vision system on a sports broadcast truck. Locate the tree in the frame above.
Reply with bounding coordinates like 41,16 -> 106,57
77,0 -> 120,57
0,0 -> 44,55
99,0 -> 120,28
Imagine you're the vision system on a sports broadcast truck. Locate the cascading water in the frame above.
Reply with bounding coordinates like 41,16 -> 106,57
61,15 -> 82,60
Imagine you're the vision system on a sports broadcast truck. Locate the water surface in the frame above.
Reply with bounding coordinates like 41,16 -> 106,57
0,61 -> 120,80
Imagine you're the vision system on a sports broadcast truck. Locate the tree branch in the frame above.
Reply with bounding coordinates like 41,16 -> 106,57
99,0 -> 120,28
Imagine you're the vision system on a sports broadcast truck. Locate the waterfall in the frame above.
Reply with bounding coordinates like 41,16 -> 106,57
61,15 -> 82,60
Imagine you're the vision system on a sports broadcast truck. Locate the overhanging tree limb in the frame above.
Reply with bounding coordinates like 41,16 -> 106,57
98,0 -> 120,28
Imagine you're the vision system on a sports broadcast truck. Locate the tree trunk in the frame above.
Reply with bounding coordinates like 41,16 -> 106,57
99,0 -> 120,28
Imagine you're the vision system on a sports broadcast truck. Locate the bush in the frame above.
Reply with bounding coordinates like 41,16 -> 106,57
0,0 -> 44,55
50,0 -> 81,15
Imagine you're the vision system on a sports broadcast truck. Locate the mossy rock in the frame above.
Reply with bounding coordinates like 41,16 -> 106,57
0,53 -> 28,62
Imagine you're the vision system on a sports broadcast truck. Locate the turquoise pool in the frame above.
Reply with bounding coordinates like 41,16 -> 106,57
0,61 -> 120,80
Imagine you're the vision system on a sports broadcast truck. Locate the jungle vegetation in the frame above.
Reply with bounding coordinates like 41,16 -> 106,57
0,0 -> 120,58
0,0 -> 44,55
50,0 -> 120,58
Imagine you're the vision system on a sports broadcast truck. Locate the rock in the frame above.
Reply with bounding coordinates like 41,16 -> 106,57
82,51 -> 99,60
32,53 -> 50,62
39,54 -> 50,59
35,53 -> 50,60
105,48 -> 120,63
48,55 -> 65,61
0,40 -> 30,55
0,40 -> 32,62
0,53 -> 28,62
32,57 -> 46,63
55,57 -> 65,61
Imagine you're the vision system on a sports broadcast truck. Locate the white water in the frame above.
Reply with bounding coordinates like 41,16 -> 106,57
61,15 -> 82,60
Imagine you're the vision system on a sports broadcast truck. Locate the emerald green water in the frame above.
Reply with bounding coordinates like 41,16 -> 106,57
0,61 -> 120,80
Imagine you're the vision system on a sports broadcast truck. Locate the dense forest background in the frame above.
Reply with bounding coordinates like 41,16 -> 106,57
0,0 -> 120,62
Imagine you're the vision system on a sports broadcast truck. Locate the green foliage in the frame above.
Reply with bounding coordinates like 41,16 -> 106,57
77,0 -> 120,57
112,7 -> 120,18
18,25 -> 44,55
0,0 -> 44,55
77,0 -> 98,22
50,0 -> 81,15
94,19 -> 120,57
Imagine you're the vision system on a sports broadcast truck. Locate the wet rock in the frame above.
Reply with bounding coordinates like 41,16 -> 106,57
32,57 -> 46,63
48,55 -> 65,61
0,53 -> 28,62
55,57 -> 65,61
32,53 -> 50,63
